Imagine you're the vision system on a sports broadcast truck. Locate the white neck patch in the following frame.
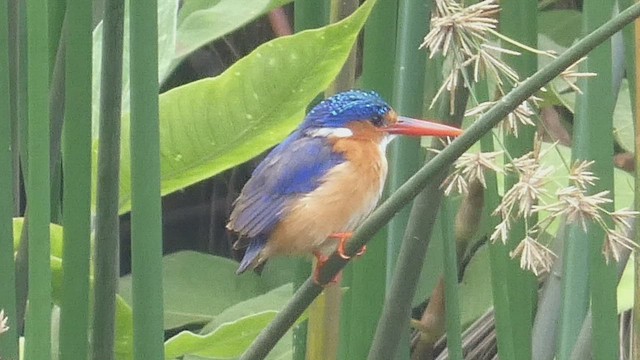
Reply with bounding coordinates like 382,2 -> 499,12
307,127 -> 354,138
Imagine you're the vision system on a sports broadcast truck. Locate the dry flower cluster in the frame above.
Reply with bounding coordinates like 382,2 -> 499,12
421,0 -> 595,135
441,137 -> 638,275
0,309 -> 8,336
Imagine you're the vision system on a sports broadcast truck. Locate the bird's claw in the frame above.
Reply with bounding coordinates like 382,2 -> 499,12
329,232 -> 366,260
312,251 -> 341,285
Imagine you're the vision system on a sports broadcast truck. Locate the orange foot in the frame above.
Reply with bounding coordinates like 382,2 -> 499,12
328,232 -> 367,259
312,251 -> 342,285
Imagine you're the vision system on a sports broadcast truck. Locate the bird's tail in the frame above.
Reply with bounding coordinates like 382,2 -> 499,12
236,236 -> 267,274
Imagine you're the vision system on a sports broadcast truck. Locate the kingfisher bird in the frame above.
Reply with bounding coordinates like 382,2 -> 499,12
228,90 -> 462,281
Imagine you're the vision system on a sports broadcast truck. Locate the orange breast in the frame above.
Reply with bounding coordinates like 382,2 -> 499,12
262,125 -> 388,259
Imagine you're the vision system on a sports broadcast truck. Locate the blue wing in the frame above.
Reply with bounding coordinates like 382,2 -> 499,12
228,131 -> 345,246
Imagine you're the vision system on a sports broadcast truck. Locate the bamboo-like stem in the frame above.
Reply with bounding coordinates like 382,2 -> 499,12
91,0 -> 125,358
558,1 -> 617,359
441,199 -> 463,360
338,0 -> 397,358
473,78 -> 517,360
0,0 -> 18,357
23,0 -> 51,358
12,0 -> 28,333
58,0 -> 92,357
129,0 -> 164,358
238,6 -> 640,358
291,3 -> 326,359
305,2 -> 358,359
631,0 -> 640,357
385,0 -> 431,290
15,12 -> 67,335
368,83 -> 469,360
570,236 -> 633,360
46,0 -> 65,224
500,2 -> 538,358
8,0 -> 20,214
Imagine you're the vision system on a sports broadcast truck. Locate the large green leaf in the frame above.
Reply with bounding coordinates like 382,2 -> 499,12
200,283 -> 293,334
166,0 -> 294,83
171,284 -> 294,360
164,311 -> 276,359
118,251 -> 285,329
114,0 -> 376,213
12,217 -> 63,257
538,10 -> 582,48
92,0 -> 179,137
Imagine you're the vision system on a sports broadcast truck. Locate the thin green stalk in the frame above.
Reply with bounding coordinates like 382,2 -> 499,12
338,0 -> 397,358
386,0 -> 431,287
15,11 -> 67,335
24,0 -> 51,358
8,0 -> 20,214
440,200 -> 462,360
91,0 -> 125,358
305,2 -> 358,359
474,78 -> 517,360
500,2 -> 538,359
292,3 -> 326,359
558,1 -> 617,359
368,84 -> 468,360
46,0 -> 65,225
0,0 -> 18,358
570,239 -> 633,360
13,0 -> 28,333
58,0 -> 92,357
129,0 -> 164,358
239,6 -> 640,357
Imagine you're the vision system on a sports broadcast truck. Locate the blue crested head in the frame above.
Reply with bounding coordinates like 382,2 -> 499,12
302,90 -> 392,129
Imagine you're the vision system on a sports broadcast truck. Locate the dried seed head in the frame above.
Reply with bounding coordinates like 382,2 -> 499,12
497,162 -> 554,219
0,309 -> 8,335
441,151 -> 503,195
502,97 -> 539,137
421,0 -> 500,57
490,219 -> 510,244
610,209 -> 640,232
603,228 -> 637,264
569,160 -> 598,189
549,187 -> 612,231
560,57 -> 597,95
509,235 -> 556,276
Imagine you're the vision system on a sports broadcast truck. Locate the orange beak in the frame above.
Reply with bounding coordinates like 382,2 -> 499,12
382,116 -> 463,137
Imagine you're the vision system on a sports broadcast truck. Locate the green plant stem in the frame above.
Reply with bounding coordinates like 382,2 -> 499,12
500,2 -> 538,359
475,78 -> 517,360
129,0 -> 164,358
8,0 -> 20,214
58,0 -> 92,357
0,0 -> 18,357
338,0 -> 397,358
24,0 -> 51,358
305,2 -> 358,359
386,0 -> 431,287
292,3 -> 326,359
369,85 -> 468,360
91,0 -> 125,358
238,6 -> 640,358
558,1 -> 617,359
440,200 -> 463,360
570,238 -> 633,360
12,0 -> 28,333
15,12 -> 67,335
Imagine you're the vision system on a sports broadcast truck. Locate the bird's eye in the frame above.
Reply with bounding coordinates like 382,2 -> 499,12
371,115 -> 384,127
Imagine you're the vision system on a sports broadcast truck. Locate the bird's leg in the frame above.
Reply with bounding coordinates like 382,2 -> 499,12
312,251 -> 341,285
328,232 -> 367,259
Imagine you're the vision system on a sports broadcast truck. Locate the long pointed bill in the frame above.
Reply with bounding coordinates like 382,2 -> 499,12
382,116 -> 463,137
